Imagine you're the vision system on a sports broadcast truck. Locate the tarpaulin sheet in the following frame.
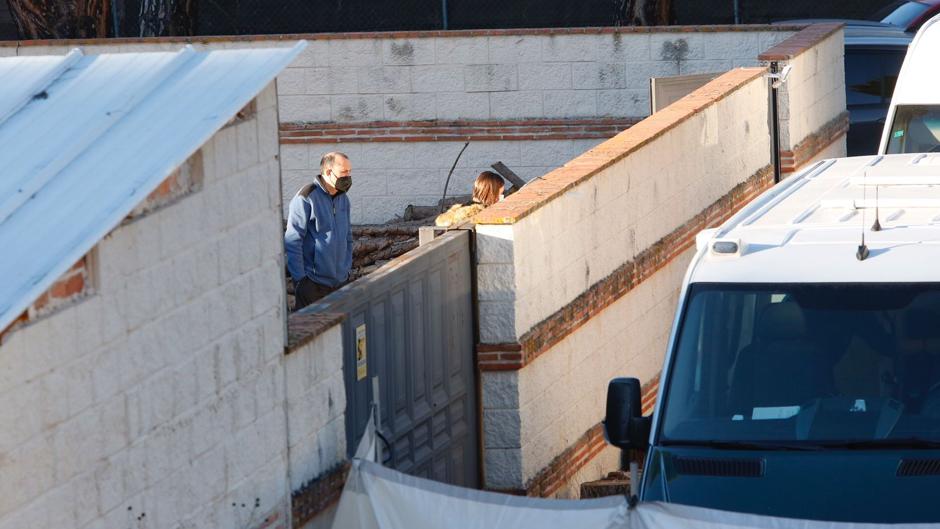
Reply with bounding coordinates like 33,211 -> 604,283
333,416 -> 937,529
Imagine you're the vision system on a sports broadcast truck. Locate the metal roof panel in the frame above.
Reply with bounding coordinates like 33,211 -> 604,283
0,42 -> 305,332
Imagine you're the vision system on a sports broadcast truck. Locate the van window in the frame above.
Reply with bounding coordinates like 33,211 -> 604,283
845,50 -> 904,107
661,283 -> 940,444
886,105 -> 940,154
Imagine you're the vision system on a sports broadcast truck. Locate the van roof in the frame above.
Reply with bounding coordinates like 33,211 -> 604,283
885,14 -> 940,107
692,154 -> 940,284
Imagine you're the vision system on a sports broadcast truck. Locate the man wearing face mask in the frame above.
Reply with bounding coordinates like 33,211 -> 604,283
284,151 -> 354,310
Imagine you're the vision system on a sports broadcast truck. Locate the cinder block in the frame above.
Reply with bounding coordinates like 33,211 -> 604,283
483,448 -> 523,489
291,40 -> 331,68
542,34 -> 601,62
235,119 -> 260,171
518,62 -> 572,90
704,32 -> 762,60
280,144 -> 309,171
475,224 -> 515,264
596,32 -> 651,62
383,94 -> 437,121
277,95 -> 332,123
488,35 -> 542,63
597,89 -> 649,117
572,63 -> 625,90
358,66 -> 412,94
331,95 -> 384,122
356,142 -> 415,169
276,68 -> 305,96
464,64 -> 518,92
679,59 -> 732,75
489,91 -> 542,119
412,65 -> 464,93
257,107 -> 280,163
436,37 -> 488,64
650,33 -> 706,62
478,300 -> 517,343
483,409 -> 522,448
327,39 -> 383,66
435,92 -> 490,120
383,38 -> 436,65
543,90 -> 596,118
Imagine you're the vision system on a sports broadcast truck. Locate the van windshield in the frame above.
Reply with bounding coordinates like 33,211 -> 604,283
661,283 -> 940,444
886,105 -> 940,154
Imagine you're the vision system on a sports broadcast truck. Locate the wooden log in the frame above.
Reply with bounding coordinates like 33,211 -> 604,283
353,225 -> 420,238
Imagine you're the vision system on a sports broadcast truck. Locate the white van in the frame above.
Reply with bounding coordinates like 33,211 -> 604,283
605,153 -> 940,523
880,14 -> 940,154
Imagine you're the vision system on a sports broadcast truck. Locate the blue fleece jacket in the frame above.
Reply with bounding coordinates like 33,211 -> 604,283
284,177 -> 353,288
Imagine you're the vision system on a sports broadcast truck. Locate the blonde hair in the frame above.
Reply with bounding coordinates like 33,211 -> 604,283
472,171 -> 504,207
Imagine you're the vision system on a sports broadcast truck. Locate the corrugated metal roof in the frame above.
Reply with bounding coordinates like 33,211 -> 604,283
0,42 -> 305,333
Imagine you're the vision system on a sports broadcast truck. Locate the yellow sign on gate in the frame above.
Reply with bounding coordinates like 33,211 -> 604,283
356,323 -> 367,381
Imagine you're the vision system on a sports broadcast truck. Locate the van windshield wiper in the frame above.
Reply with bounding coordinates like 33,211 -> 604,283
661,439 -> 823,451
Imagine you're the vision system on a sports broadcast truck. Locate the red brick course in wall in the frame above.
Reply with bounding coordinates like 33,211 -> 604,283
757,23 -> 843,62
0,255 -> 90,343
491,375 -> 661,497
780,112 -> 849,174
291,462 -> 350,528
0,25 -> 807,49
285,311 -> 346,354
280,118 -> 641,144
477,163 -> 775,372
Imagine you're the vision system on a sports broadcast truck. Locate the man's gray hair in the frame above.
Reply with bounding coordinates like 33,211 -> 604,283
320,151 -> 349,173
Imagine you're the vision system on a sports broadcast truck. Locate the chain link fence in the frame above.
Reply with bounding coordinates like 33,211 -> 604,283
0,0 -> 900,39
192,0 -> 894,35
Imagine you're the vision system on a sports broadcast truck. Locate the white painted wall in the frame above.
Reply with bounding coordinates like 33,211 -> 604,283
0,29 -> 797,224
476,70 -> 771,493
0,84 -> 290,529
284,323 -> 346,494
478,74 -> 771,344
763,30 -> 846,153
282,139 -> 603,223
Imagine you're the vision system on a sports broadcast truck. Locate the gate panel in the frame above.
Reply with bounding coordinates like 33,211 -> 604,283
312,230 -> 478,488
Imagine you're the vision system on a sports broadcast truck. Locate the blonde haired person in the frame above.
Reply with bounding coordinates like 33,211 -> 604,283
435,171 -> 505,227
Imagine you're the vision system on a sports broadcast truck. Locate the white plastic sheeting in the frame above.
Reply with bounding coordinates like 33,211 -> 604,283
332,459 -> 940,529
0,42 -> 305,333
332,424 -> 923,529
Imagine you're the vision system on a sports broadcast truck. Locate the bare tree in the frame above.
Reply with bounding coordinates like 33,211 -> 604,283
7,0 -> 109,39
138,0 -> 197,36
616,0 -> 672,26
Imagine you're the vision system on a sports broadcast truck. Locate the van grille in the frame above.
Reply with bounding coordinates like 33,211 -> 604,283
673,456 -> 764,477
897,459 -> 940,477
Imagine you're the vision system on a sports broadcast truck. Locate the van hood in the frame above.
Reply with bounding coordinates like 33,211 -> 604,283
643,446 -> 940,523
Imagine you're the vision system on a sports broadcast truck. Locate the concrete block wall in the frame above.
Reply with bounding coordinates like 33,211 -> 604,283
0,27 -> 799,224
472,23 -> 850,498
272,30 -> 793,124
474,68 -> 776,495
274,28 -> 794,223
0,84 -> 290,529
282,139 -> 603,223
759,24 -> 848,171
284,323 -> 346,495
509,75 -> 770,337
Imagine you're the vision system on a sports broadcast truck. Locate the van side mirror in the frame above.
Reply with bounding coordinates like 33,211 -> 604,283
604,377 -> 651,450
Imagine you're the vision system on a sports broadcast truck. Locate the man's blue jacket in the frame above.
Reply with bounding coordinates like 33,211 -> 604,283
284,177 -> 353,288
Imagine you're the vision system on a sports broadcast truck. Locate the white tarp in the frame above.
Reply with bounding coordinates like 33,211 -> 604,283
332,423 -> 938,529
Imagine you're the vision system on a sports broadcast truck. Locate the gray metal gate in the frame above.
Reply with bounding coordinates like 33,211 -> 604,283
313,230 -> 478,488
